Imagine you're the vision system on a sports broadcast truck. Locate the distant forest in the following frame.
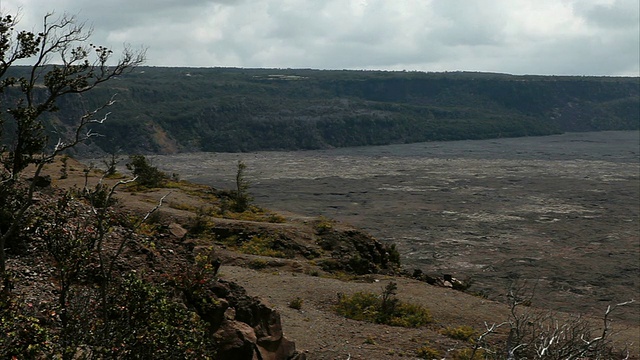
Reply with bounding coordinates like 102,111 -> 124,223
3,67 -> 639,154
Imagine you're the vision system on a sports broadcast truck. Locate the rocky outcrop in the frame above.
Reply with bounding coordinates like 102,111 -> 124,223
184,279 -> 305,360
315,226 -> 401,275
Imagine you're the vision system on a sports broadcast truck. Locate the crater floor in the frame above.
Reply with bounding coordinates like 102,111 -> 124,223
151,131 -> 640,325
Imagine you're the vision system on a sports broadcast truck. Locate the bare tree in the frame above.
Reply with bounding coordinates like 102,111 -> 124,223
455,281 -> 635,359
0,10 -> 145,283
499,282 -> 635,359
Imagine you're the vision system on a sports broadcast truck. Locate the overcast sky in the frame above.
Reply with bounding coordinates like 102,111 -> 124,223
2,0 -> 639,76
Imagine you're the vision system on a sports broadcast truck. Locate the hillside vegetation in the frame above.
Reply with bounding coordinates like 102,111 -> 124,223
4,67 -> 639,154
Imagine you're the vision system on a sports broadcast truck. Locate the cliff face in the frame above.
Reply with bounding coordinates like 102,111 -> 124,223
3,67 -> 639,154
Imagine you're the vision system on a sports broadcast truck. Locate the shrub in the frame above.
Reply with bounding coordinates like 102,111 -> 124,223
335,291 -> 380,322
363,336 -> 377,345
126,154 -> 167,188
248,259 -> 269,270
388,244 -> 401,267
313,216 -> 335,234
347,254 -> 372,274
451,348 -> 486,360
441,325 -> 478,342
0,307 -> 55,358
387,302 -> 434,327
238,234 -> 287,258
1,272 -> 218,359
317,259 -> 342,272
335,282 -> 432,327
416,345 -> 441,360
214,203 -> 286,223
193,247 -> 221,279
90,273 -> 215,359
267,213 -> 287,223
288,297 -> 304,310
187,207 -> 214,236
169,202 -> 197,212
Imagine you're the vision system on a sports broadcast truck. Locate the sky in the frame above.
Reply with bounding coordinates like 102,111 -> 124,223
2,0 -> 639,76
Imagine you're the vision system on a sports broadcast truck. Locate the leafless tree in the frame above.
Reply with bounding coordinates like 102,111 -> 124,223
454,281 -> 635,359
499,282 -> 634,359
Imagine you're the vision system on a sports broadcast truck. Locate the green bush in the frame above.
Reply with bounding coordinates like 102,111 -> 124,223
441,325 -> 478,342
1,272 -> 217,359
387,302 -> 434,327
0,307 -> 55,358
88,274 -> 215,359
237,234 -> 288,258
335,291 -> 380,322
363,336 -> 377,345
248,259 -> 269,270
187,207 -> 214,236
335,282 -> 432,327
313,216 -> 335,235
416,345 -> 441,360
288,297 -> 304,310
388,244 -> 401,267
126,154 -> 168,188
451,348 -> 486,360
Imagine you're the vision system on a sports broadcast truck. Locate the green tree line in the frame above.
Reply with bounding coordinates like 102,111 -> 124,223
3,56 -> 638,155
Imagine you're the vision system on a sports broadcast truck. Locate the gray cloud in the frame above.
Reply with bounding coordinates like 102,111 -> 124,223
579,0 -> 640,29
2,0 -> 638,75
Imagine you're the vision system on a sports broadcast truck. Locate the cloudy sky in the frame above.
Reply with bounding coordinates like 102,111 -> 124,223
2,0 -> 639,76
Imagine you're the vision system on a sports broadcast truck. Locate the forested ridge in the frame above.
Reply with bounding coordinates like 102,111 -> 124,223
5,66 -> 639,154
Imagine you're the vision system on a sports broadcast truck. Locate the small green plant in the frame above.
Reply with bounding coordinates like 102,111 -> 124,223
317,258 -> 341,272
416,345 -> 441,359
363,336 -> 377,345
313,216 -> 335,234
441,325 -> 478,342
168,202 -> 197,212
267,213 -> 287,223
187,207 -> 214,236
388,243 -> 401,267
0,306 -> 55,358
194,247 -> 221,279
213,203 -> 286,223
451,347 -> 487,360
321,270 -> 358,282
288,297 -> 304,310
247,259 -> 269,270
470,291 -> 489,299
334,282 -> 432,327
308,269 -> 320,277
335,291 -> 379,322
238,234 -> 287,258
